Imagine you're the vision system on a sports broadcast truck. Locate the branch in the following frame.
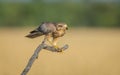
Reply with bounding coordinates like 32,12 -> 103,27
43,44 -> 68,52
21,39 -> 69,75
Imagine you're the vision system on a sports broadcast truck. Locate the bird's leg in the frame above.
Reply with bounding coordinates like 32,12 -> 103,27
45,34 -> 54,46
45,35 -> 63,52
47,38 -> 53,46
52,37 -> 59,48
53,37 -> 63,52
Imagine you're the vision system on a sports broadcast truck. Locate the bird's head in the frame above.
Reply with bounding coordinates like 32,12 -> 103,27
56,23 -> 68,31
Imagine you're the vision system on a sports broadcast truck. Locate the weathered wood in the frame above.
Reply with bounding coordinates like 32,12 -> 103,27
21,38 -> 46,75
21,39 -> 69,75
43,44 -> 69,52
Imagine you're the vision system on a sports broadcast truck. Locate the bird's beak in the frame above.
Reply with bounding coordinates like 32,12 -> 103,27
66,27 -> 68,30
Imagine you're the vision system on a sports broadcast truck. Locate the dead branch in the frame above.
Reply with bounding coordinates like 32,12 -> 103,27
21,38 -> 69,75
43,44 -> 69,52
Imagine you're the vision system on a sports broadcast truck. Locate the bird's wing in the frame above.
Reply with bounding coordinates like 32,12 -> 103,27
25,22 -> 56,39
25,29 -> 43,38
38,22 -> 56,34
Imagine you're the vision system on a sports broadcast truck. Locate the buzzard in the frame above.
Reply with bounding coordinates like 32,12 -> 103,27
26,22 -> 68,52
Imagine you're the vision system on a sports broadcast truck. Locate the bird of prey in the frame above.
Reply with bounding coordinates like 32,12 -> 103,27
26,22 -> 68,52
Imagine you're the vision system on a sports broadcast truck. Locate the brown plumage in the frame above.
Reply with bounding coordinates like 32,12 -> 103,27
26,22 -> 68,51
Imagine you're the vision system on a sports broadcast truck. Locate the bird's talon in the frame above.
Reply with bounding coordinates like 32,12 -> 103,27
53,46 -> 59,50
53,46 -> 63,52
57,49 -> 63,53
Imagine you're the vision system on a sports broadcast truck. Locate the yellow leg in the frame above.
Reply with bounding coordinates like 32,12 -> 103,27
45,34 -> 54,46
48,39 -> 62,52
47,38 -> 53,46
46,37 -> 59,50
45,35 -> 63,52
52,37 -> 63,52
53,45 -> 63,53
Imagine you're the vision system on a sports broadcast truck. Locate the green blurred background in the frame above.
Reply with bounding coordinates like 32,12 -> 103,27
0,0 -> 120,27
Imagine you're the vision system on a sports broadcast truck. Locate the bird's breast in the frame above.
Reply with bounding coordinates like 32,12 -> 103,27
52,30 -> 65,38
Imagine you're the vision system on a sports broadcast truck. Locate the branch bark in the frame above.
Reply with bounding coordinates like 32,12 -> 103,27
21,39 -> 69,75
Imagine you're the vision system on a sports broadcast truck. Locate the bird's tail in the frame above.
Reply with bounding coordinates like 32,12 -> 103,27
25,30 -> 43,38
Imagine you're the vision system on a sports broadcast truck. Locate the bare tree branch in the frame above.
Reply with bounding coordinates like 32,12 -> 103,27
21,38 -> 69,75
43,44 -> 68,52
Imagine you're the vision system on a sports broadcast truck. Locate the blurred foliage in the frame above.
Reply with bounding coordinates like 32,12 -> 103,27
0,2 -> 120,27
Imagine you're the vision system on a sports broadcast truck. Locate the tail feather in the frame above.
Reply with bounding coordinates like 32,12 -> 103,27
30,29 -> 38,33
25,31 -> 43,38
